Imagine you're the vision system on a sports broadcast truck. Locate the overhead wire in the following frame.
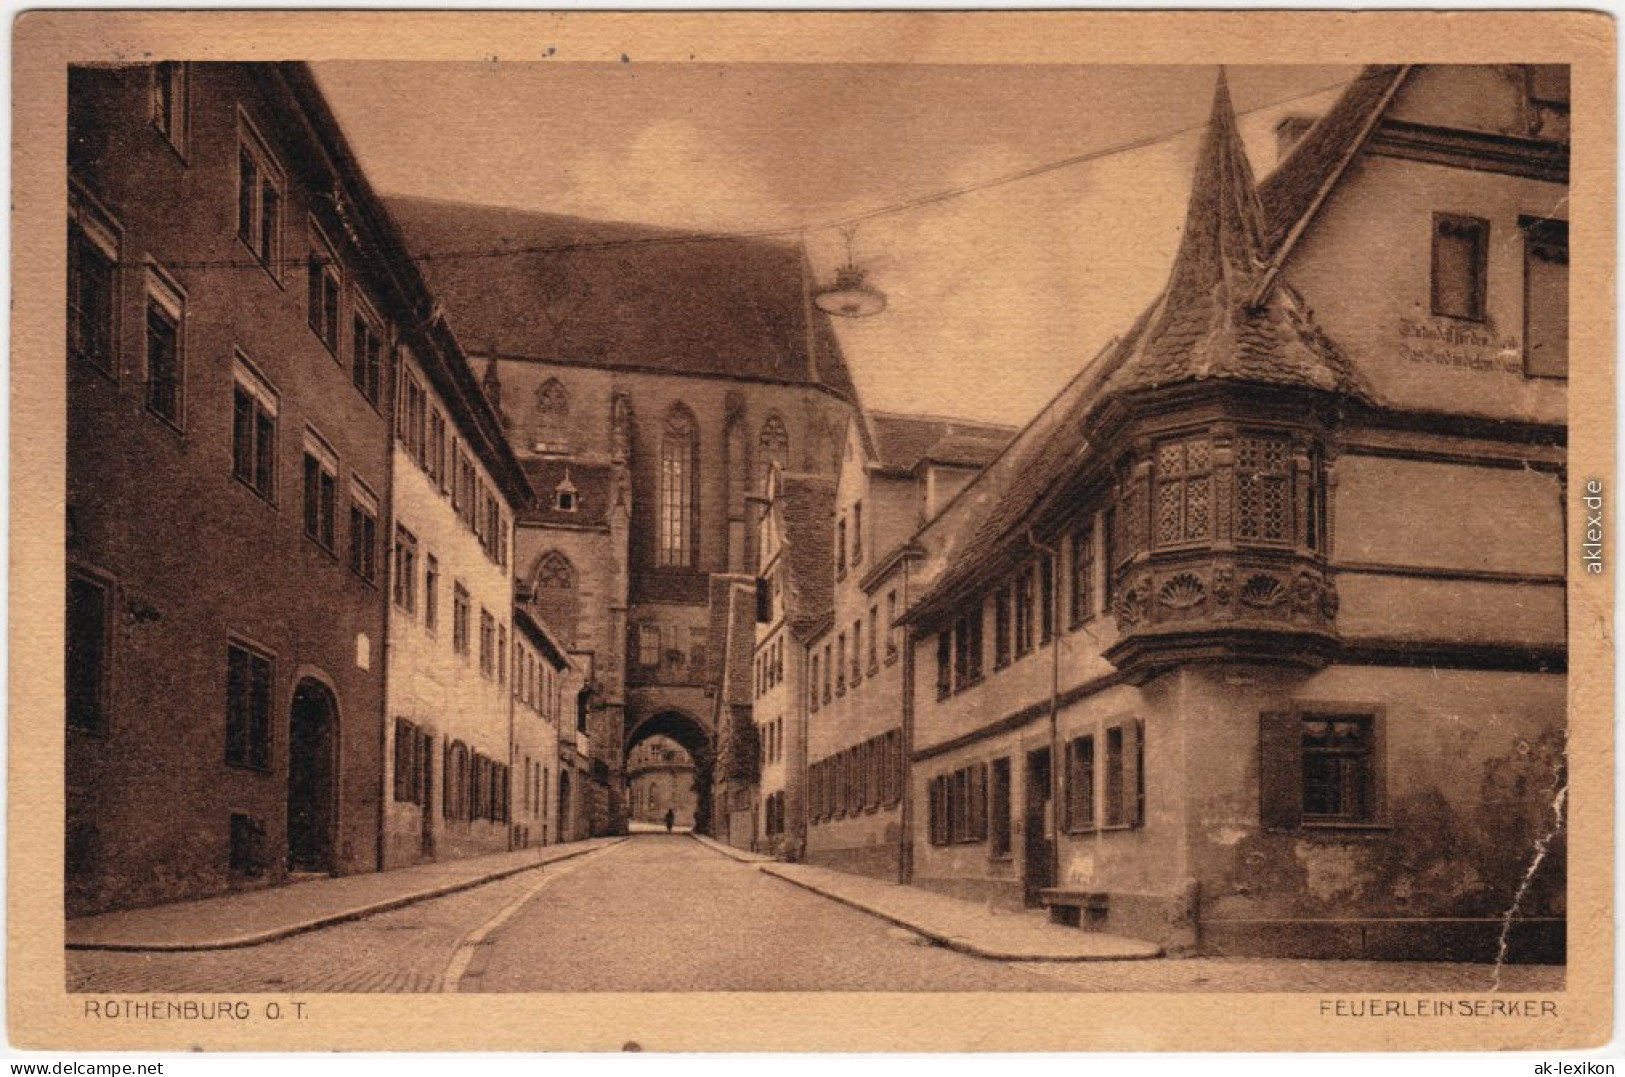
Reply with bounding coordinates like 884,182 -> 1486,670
104,75 -> 1354,273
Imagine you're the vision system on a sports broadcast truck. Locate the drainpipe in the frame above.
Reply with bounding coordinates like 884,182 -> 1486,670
898,556 -> 914,884
1029,528 -> 1062,893
375,341 -> 402,877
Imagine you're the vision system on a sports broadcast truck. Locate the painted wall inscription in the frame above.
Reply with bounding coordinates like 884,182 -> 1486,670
1397,318 -> 1523,375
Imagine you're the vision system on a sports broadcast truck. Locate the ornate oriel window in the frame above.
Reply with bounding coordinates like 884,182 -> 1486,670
659,406 -> 697,567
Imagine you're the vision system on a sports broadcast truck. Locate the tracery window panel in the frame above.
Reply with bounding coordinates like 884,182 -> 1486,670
659,407 -> 697,567
1235,433 -> 1292,544
1152,435 -> 1212,547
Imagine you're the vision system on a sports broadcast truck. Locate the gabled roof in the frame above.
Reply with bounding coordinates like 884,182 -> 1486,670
776,473 -> 836,640
908,69 -> 1386,625
386,195 -> 860,402
271,65 -> 535,509
1258,65 -> 1409,254
869,411 -> 1018,473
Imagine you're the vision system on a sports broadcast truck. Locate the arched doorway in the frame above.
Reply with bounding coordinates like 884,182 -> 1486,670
287,679 -> 338,874
623,710 -> 713,835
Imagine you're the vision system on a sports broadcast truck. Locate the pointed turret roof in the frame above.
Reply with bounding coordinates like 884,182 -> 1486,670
906,70 -> 1376,627
1097,70 -> 1367,398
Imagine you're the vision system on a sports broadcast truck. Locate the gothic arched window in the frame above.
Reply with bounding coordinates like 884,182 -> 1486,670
757,413 -> 789,493
531,378 -> 570,454
659,405 -> 697,567
531,550 -> 579,646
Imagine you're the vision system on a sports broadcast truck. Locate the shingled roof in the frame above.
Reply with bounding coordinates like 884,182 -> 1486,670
908,69 -> 1391,625
516,459 -> 615,529
870,411 -> 1018,473
777,474 -> 836,641
386,195 -> 860,401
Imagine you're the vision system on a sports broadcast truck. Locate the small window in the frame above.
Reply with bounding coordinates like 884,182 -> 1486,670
1522,217 -> 1568,379
1102,722 -> 1143,828
67,569 -> 113,734
935,631 -> 951,701
993,586 -> 1012,669
836,517 -> 847,579
1261,709 -> 1382,830
423,553 -> 439,632
498,623 -> 507,685
554,473 -> 579,513
1069,524 -> 1096,628
836,633 -> 847,696
1301,714 -> 1377,824
867,605 -> 879,673
150,62 -> 189,154
67,200 -> 119,377
231,355 -> 278,503
1066,735 -> 1095,832
1039,553 -> 1056,644
480,610 -> 496,679
397,363 -> 427,468
990,757 -> 1012,858
452,583 -> 471,656
143,266 -> 185,428
349,481 -> 379,583
851,619 -> 862,685
237,120 -> 284,274
638,624 -> 662,667
352,302 -> 383,405
1013,566 -> 1035,657
852,500 -> 863,566
307,225 -> 342,356
885,591 -> 899,663
302,430 -> 338,552
823,643 -> 832,703
225,640 -> 273,771
1431,214 -> 1489,322
809,653 -> 820,713
392,525 -> 418,615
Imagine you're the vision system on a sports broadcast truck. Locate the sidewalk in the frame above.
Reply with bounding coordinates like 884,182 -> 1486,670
689,832 -> 772,863
66,837 -> 625,953
760,862 -> 1163,961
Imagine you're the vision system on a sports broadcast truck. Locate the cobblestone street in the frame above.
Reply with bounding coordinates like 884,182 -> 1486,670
68,836 -> 1563,995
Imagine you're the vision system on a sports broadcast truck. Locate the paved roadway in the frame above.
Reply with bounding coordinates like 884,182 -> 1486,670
68,835 -> 1564,994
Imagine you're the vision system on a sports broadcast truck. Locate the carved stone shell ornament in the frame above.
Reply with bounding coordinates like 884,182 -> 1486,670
1239,574 -> 1288,609
1157,572 -> 1207,610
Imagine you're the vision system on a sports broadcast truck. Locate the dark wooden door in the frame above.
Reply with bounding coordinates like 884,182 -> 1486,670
1023,747 -> 1054,906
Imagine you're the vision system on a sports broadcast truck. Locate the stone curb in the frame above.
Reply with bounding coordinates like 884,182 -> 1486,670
758,864 -> 1164,963
687,832 -> 772,863
67,838 -> 628,954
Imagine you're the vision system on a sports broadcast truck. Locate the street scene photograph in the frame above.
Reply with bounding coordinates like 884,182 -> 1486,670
56,50 -> 1572,1004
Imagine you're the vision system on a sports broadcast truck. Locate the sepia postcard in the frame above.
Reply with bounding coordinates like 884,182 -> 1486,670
9,9 -> 1616,1053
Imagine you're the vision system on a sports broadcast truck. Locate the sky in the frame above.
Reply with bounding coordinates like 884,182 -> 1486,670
313,63 -> 1360,427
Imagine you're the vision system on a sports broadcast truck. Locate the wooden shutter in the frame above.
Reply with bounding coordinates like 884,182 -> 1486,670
1259,710 -> 1302,830
1124,720 -> 1143,828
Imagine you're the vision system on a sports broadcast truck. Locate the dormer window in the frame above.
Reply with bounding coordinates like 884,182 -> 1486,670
554,471 -> 579,513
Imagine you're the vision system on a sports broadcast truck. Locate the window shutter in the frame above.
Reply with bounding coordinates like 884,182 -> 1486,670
1258,710 -> 1301,830
1126,719 -> 1144,827
756,577 -> 771,623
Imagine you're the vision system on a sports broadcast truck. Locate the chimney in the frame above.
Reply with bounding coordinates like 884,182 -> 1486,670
1274,114 -> 1316,161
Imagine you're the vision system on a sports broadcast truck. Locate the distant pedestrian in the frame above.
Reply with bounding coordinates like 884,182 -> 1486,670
664,808 -> 675,833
